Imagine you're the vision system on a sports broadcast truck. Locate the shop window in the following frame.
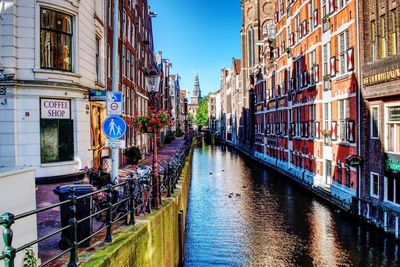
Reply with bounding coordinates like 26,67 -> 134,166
370,172 -> 379,198
371,106 -> 379,138
40,119 -> 74,163
40,8 -> 73,71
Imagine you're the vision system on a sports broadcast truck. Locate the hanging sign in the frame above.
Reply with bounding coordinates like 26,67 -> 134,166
388,106 -> 400,121
346,155 -> 363,167
89,90 -> 108,102
106,92 -> 122,115
102,115 -> 126,139
40,98 -> 70,119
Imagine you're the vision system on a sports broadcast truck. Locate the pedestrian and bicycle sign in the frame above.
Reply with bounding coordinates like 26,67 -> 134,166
102,115 -> 126,139
107,91 -> 122,115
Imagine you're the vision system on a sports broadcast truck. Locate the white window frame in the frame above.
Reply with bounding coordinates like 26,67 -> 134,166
370,105 -> 380,139
384,175 -> 400,205
338,30 -> 349,75
370,172 -> 379,198
384,103 -> 400,154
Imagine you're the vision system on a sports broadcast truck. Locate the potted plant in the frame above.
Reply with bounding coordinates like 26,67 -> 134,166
321,129 -> 332,138
130,108 -> 173,133
124,146 -> 141,164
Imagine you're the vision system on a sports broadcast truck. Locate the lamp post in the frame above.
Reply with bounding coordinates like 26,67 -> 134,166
145,71 -> 161,209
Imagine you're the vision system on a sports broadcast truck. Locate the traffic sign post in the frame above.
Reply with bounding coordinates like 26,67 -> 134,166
107,91 -> 123,115
106,139 -> 126,149
102,115 -> 127,140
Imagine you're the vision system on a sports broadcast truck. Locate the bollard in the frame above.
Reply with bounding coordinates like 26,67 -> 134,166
67,188 -> 78,267
128,179 -> 135,225
1,213 -> 16,267
105,184 -> 113,243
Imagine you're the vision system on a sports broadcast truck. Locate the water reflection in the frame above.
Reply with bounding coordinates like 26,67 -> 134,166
184,143 -> 400,266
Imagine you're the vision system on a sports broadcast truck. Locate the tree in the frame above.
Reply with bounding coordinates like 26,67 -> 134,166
195,97 -> 209,127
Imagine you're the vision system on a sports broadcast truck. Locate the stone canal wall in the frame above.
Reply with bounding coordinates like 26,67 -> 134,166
81,138 -> 198,267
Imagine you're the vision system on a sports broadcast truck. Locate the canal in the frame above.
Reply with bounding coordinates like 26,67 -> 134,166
184,142 -> 400,266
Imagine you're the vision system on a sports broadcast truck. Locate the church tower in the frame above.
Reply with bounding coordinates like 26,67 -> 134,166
191,73 -> 202,105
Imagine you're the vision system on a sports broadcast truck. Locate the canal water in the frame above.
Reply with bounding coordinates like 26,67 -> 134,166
184,142 -> 400,266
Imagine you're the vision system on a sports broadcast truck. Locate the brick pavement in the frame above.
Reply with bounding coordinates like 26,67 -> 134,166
35,137 -> 186,264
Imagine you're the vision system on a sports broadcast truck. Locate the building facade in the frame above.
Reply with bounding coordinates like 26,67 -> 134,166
0,0 -> 106,178
188,73 -> 202,117
240,0 -> 275,151
107,0 -> 158,159
359,0 -> 400,236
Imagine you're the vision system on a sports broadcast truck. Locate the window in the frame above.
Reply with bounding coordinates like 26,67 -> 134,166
337,164 -> 342,184
323,43 -> 330,77
309,50 -> 316,84
295,14 -> 300,43
309,0 -> 315,32
370,173 -> 379,198
40,99 -> 73,163
371,20 -> 377,61
338,99 -> 350,141
131,54 -> 135,83
122,46 -> 126,76
371,106 -> 379,138
381,15 -> 386,58
248,27 -> 255,68
96,38 -> 100,82
385,176 -> 400,204
123,10 -> 126,37
127,51 -> 131,80
40,9 -> 73,71
339,0 -> 348,9
386,106 -> 400,153
391,10 -> 397,56
107,44 -> 111,78
339,30 -> 349,75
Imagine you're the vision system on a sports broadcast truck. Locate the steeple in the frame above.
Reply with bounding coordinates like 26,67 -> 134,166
193,73 -> 201,98
191,73 -> 202,105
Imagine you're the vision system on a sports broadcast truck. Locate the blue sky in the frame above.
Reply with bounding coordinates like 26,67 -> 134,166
149,0 -> 242,99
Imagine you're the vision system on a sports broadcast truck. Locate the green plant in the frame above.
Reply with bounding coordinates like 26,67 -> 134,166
23,247 -> 38,267
175,128 -> 184,137
124,146 -> 141,164
195,97 -> 209,127
164,131 -> 176,144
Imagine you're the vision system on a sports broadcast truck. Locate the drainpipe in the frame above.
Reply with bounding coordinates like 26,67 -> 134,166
355,0 -> 362,216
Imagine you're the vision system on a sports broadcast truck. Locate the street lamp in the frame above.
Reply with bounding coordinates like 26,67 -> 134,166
145,70 -> 161,209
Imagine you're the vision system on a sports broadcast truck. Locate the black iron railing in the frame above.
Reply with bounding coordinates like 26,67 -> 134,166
0,135 -> 193,267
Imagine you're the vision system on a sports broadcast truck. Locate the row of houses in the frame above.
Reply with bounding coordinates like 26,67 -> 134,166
210,0 -> 400,238
0,0 -> 187,180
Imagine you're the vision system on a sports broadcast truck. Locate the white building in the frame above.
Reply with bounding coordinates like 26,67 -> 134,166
0,0 -> 106,179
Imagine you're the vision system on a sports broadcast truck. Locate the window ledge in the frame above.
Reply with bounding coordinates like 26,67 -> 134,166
41,160 -> 79,168
334,73 -> 350,82
34,68 -> 82,78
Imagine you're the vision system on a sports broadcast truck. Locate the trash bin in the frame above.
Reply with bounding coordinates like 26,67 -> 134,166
54,184 -> 94,249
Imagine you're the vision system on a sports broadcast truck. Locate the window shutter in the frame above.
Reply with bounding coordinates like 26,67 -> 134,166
330,56 -> 336,77
329,0 -> 335,14
347,47 -> 354,71
314,64 -> 319,83
313,9 -> 319,27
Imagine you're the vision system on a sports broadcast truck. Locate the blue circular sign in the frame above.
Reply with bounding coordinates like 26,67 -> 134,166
102,116 -> 127,139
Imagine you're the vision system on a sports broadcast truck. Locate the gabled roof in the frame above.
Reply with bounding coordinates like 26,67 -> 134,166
233,58 -> 241,75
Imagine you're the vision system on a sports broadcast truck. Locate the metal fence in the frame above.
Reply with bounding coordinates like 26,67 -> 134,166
0,136 -> 193,267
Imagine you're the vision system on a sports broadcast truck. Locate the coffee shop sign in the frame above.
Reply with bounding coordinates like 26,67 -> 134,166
40,98 -> 71,119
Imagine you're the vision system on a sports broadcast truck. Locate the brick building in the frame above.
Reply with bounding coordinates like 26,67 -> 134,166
253,0 -> 360,210
358,0 -> 400,236
106,0 -> 157,160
